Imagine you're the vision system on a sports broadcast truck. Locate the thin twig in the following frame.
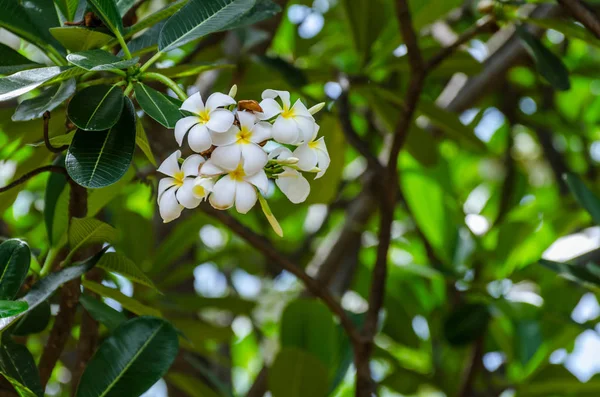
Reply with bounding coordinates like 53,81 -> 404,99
0,166 -> 68,194
43,111 -> 69,153
557,0 -> 600,39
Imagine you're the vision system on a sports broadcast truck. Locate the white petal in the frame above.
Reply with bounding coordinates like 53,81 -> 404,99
200,159 -> 225,176
240,144 -> 268,175
293,144 -> 318,171
276,169 -> 310,204
211,125 -> 239,146
262,89 -> 290,109
209,175 -> 236,210
244,170 -> 269,194
237,110 -> 257,131
192,177 -> 215,199
291,99 -> 312,118
315,139 -> 330,179
258,98 -> 282,120
157,150 -> 181,177
295,116 -> 316,144
175,116 -> 199,147
206,109 -> 234,133
176,178 -> 202,209
180,92 -> 204,114
158,188 -> 184,223
234,181 -> 257,214
157,178 -> 177,202
268,146 -> 293,160
205,92 -> 236,111
181,154 -> 205,177
272,116 -> 299,144
188,123 -> 212,153
212,144 -> 242,171
250,122 -> 272,143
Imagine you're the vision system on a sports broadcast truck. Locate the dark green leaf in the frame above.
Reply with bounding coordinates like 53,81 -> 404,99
0,301 -> 28,318
381,368 -> 430,395
56,0 -> 80,21
268,348 -> 329,397
13,79 -> 76,121
116,0 -> 135,16
146,63 -> 233,79
21,0 -> 65,54
75,316 -> 179,397
67,49 -> 139,71
0,239 -> 31,300
220,0 -> 281,30
0,66 -> 70,102
516,25 -> 571,91
68,218 -> 119,252
539,259 -> 600,288
124,0 -> 187,39
87,0 -> 124,35
340,0 -> 389,66
564,173 -> 600,226
11,301 -> 51,336
158,0 -> 255,52
443,303 -> 490,346
50,27 -> 116,52
0,338 -> 43,397
97,251 -> 158,290
66,97 -> 136,188
0,0 -> 55,52
134,83 -> 182,128
0,248 -> 106,331
122,21 -> 164,56
67,84 -> 124,131
79,292 -> 127,331
0,43 -> 40,75
82,279 -> 161,317
135,119 -> 156,166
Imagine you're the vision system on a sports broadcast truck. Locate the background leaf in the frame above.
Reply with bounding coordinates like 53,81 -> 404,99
13,79 -> 76,121
0,43 -> 40,75
0,338 -> 43,397
268,347 -> 329,397
0,239 -> 31,300
50,27 -> 116,52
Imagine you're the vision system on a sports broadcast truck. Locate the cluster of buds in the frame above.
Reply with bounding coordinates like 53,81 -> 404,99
156,87 -> 328,234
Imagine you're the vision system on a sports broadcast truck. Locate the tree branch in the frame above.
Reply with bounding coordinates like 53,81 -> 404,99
43,112 -> 69,153
0,166 -> 68,194
557,0 -> 600,39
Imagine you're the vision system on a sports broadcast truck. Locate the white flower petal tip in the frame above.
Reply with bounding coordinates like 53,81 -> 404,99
308,102 -> 326,115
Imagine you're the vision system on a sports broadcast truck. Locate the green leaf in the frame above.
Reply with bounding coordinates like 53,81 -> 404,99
166,373 -> 220,397
44,158 -> 68,246
76,316 -> 178,397
268,347 -> 329,397
87,0 -> 124,35
68,218 -> 118,253
0,0 -> 56,53
0,43 -> 40,75
82,279 -> 161,317
158,0 -> 256,52
56,0 -> 80,21
516,25 -> 571,91
444,303 -> 490,346
135,119 -> 156,166
381,368 -> 429,396
0,66 -> 70,101
134,83 -> 182,128
67,84 -> 124,131
122,21 -> 163,56
564,173 -> 600,226
50,27 -> 116,52
258,193 -> 283,237
116,0 -> 135,16
539,259 -> 600,289
0,249 -> 105,331
29,133 -> 74,148
21,0 -> 65,54
67,49 -> 139,71
0,301 -> 28,318
0,239 -> 31,300
524,17 -> 600,48
97,252 -> 158,290
13,79 -> 76,121
124,0 -> 187,39
11,301 -> 51,336
87,169 -> 135,216
43,66 -> 87,87
66,97 -> 136,188
0,338 -> 43,397
220,0 -> 280,30
79,292 -> 127,331
340,0 -> 388,66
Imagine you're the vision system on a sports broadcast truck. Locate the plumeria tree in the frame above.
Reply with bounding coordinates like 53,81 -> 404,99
3,0 -> 600,396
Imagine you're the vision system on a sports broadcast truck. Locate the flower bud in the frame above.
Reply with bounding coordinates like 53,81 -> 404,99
278,157 -> 299,165
228,84 -> 238,98
308,102 -> 326,115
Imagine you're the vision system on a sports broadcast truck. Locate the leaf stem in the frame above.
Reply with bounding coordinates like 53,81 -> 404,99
40,247 -> 58,277
46,47 -> 67,66
76,77 -> 122,90
116,33 -> 133,60
140,51 -> 163,72
124,82 -> 134,96
140,72 -> 187,100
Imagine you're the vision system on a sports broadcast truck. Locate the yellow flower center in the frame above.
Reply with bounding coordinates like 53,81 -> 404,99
236,127 -> 252,144
230,164 -> 246,181
308,140 -> 319,149
173,171 -> 185,187
192,185 -> 205,197
198,110 -> 210,124
281,106 -> 295,119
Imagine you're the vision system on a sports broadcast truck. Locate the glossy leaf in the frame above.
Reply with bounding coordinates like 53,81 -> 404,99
135,119 -> 156,166
82,280 -> 161,317
0,66 -> 70,102
0,239 -> 31,300
516,26 -> 571,91
0,43 -> 40,75
67,84 -> 124,131
0,0 -> 54,52
75,317 -> 179,397
269,348 -> 329,397
134,83 -> 182,128
13,79 -> 76,121
221,0 -> 280,30
0,249 -> 106,331
22,0 -> 65,53
87,0 -> 124,35
68,218 -> 118,253
11,301 -> 51,336
50,27 -> 116,52
79,292 -> 127,331
0,338 -> 43,397
158,0 -> 255,52
67,49 -> 139,71
444,303 -> 490,346
66,97 -> 136,188
564,173 -> 600,226
0,301 -> 28,318
97,251 -> 158,290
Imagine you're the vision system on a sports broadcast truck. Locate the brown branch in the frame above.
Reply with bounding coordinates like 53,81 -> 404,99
43,112 -> 69,153
457,337 -> 485,397
0,166 -> 68,194
557,0 -> 600,39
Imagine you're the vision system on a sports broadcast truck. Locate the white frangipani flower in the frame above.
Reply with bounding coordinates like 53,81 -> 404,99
200,159 -> 269,214
293,125 -> 330,179
157,150 -> 212,222
259,89 -> 315,145
269,147 -> 310,204
210,111 -> 271,175
175,92 -> 236,153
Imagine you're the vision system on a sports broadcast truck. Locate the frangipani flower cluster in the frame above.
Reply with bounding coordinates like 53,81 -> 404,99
156,87 -> 329,234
